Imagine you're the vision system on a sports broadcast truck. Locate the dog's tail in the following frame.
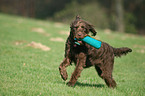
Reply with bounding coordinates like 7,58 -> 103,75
113,47 -> 132,57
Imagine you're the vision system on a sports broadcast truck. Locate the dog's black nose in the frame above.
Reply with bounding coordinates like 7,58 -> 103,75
76,32 -> 84,39
78,33 -> 82,36
77,32 -> 82,36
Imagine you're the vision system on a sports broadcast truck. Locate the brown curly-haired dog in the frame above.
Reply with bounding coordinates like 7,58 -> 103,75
59,16 -> 132,88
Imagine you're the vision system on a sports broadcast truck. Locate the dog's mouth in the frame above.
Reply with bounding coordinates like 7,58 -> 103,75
76,40 -> 83,45
73,33 -> 89,47
74,38 -> 83,47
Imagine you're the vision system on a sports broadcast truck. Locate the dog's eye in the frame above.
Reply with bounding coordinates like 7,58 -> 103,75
74,26 -> 78,29
81,26 -> 84,28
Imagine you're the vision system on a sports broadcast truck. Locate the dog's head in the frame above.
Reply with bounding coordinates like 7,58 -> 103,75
70,16 -> 97,40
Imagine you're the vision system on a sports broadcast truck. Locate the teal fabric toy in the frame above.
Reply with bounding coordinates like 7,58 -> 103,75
75,36 -> 102,49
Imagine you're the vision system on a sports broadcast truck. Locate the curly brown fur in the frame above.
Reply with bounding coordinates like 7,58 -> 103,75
59,16 -> 132,88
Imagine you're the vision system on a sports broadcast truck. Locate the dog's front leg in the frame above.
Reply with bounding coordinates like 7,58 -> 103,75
67,53 -> 86,87
59,57 -> 71,81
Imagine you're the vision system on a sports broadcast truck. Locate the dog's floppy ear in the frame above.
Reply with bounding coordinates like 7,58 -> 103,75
89,24 -> 97,36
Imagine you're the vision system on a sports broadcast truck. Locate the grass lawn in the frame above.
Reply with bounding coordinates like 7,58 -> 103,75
0,13 -> 145,96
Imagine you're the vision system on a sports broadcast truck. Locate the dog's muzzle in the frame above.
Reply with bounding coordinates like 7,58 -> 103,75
74,38 -> 83,46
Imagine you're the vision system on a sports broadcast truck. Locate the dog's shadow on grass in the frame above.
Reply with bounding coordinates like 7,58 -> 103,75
75,82 -> 104,88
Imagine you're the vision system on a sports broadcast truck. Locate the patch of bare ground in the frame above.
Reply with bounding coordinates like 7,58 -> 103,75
31,27 -> 50,36
104,29 -> 112,34
27,41 -> 51,51
14,40 -> 27,45
59,31 -> 69,35
50,37 -> 65,42
136,49 -> 145,54
134,45 -> 145,49
54,22 -> 64,28
134,44 -> 145,54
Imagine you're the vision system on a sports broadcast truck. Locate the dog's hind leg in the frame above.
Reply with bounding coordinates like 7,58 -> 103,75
95,63 -> 117,88
59,57 -> 71,81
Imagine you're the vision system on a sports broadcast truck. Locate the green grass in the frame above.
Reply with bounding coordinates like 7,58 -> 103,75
0,13 -> 145,96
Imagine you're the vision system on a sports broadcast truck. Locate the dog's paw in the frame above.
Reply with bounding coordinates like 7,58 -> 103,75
59,67 -> 68,81
61,73 -> 68,81
66,82 -> 75,87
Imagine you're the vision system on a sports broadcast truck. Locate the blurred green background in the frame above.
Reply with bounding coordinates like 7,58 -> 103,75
0,0 -> 145,34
